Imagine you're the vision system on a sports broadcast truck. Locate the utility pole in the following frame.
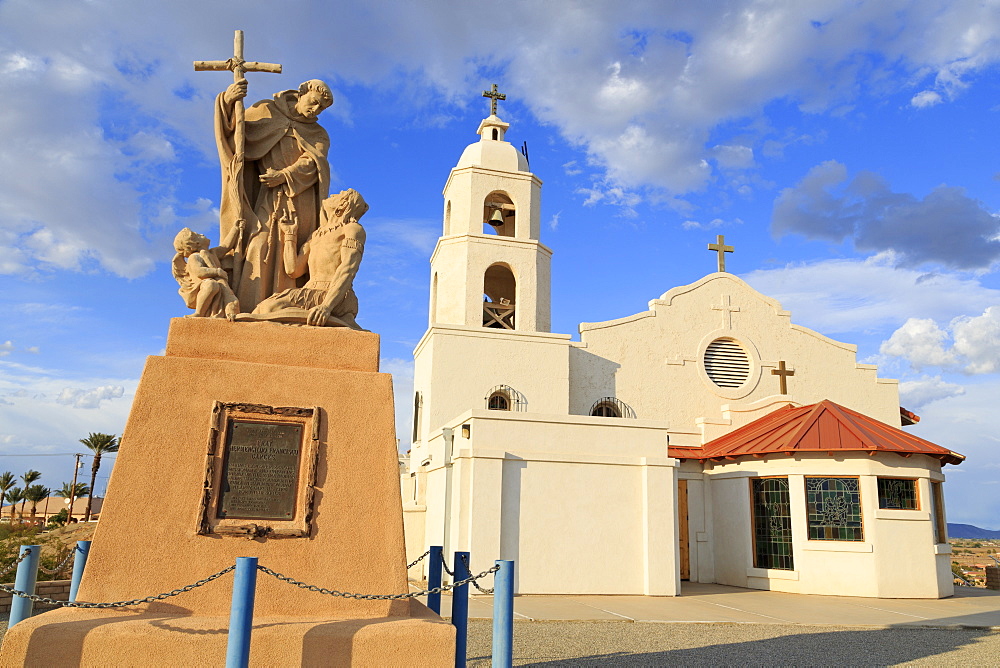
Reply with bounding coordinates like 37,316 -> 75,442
67,453 -> 82,524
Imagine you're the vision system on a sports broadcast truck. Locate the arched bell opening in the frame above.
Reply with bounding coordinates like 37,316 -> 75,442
483,263 -> 516,330
430,272 -> 439,325
483,191 -> 515,237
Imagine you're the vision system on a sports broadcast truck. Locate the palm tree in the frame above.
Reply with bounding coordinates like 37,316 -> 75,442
54,482 -> 90,521
23,485 -> 50,520
18,470 -> 41,518
79,433 -> 118,521
0,472 -> 15,522
5,487 -> 23,522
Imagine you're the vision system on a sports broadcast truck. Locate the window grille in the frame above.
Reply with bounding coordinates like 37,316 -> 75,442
484,385 -> 526,412
877,478 -> 918,510
704,338 -> 750,388
751,478 -> 794,570
589,397 -> 636,419
806,477 -> 864,541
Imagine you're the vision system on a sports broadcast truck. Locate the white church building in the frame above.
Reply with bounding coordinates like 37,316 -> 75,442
401,96 -> 964,599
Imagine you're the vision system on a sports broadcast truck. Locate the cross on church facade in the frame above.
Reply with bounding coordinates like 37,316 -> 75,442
771,360 -> 795,394
711,294 -> 740,330
708,234 -> 734,272
483,83 -> 506,116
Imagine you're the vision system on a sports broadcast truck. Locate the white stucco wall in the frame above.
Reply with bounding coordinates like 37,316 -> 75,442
413,410 -> 679,596
573,273 -> 902,438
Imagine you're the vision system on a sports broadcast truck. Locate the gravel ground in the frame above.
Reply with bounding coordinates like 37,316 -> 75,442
3,616 -> 998,665
465,620 -> 1000,666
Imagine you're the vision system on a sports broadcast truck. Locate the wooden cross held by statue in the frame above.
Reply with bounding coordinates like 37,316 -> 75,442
193,30 -> 282,289
708,234 -> 734,272
483,83 -> 506,116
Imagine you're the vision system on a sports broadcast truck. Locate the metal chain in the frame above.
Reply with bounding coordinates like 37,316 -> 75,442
440,552 -> 455,577
0,548 -> 34,580
38,546 -> 80,576
257,562 -> 499,600
0,565 -> 235,608
407,549 -> 430,570
459,553 -> 495,594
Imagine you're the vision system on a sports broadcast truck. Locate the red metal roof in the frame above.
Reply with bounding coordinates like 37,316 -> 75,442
669,400 -> 964,465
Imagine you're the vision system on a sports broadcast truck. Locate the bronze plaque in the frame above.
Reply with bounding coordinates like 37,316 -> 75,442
217,420 -> 303,520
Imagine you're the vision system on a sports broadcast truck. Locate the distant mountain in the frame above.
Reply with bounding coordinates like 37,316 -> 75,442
948,523 -> 1000,539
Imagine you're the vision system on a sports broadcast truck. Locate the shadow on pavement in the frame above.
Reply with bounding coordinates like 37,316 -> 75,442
468,622 -> 999,667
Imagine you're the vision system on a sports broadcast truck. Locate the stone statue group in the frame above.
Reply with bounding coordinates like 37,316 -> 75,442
172,64 -> 367,329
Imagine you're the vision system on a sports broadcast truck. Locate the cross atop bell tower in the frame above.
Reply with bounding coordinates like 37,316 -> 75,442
482,83 -> 506,116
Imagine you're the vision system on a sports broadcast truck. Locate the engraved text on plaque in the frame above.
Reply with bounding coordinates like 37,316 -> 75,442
218,420 -> 303,520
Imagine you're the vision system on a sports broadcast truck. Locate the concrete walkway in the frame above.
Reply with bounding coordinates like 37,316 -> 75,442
431,582 -> 1000,629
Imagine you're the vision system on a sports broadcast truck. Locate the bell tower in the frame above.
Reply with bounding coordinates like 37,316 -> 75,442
429,84 -> 551,332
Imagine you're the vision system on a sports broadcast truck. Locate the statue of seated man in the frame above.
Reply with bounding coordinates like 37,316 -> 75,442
172,223 -> 243,320
236,189 -> 368,328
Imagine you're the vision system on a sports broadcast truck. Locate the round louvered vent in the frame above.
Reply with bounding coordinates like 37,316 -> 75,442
704,338 -> 750,388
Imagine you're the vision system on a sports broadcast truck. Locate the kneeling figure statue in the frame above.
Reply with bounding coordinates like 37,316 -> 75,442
237,188 -> 368,328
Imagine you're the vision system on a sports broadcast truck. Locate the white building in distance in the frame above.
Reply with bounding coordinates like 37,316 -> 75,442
402,92 -> 963,599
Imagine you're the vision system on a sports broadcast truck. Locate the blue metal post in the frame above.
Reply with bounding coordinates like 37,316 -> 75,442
8,545 -> 40,627
427,545 -> 443,614
452,551 -> 470,668
225,557 -> 258,668
69,540 -> 91,602
491,560 -> 514,668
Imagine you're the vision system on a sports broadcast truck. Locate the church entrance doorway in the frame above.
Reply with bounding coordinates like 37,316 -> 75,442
678,479 -> 690,580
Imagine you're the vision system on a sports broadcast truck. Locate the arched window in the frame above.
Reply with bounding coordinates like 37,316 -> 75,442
430,272 -> 438,324
487,392 -> 509,411
444,200 -> 451,235
589,397 -> 635,419
485,385 -> 526,412
483,263 -> 515,329
483,191 -> 515,237
492,128 -> 499,140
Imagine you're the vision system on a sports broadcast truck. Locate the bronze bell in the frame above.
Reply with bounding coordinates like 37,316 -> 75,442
487,208 -> 504,227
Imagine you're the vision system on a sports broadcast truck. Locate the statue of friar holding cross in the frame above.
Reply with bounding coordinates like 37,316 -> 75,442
193,31 -> 335,314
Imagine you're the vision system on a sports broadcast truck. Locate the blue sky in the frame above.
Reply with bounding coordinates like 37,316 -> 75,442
0,1 -> 998,528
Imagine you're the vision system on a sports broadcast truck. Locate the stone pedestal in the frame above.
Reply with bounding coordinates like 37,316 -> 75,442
0,318 -> 454,667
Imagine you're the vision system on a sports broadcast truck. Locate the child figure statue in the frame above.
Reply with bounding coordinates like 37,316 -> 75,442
171,222 -> 243,320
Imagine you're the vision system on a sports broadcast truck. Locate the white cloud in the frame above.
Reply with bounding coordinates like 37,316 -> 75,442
0,341 -> 11,357
952,306 -> 1000,374
56,385 -> 125,409
898,375 -> 966,409
2,0 -> 995,246
682,217 -> 743,231
911,90 -> 943,107
905,380 -> 1000,528
881,307 -> 1000,375
549,211 -> 561,231
712,144 -> 755,170
880,318 -> 958,369
742,256 -> 1000,335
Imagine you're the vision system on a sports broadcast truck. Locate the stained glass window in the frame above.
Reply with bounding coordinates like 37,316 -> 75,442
806,477 -> 864,541
877,478 -> 918,510
752,478 -> 794,570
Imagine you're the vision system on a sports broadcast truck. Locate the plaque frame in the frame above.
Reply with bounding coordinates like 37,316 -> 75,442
197,402 -> 321,539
